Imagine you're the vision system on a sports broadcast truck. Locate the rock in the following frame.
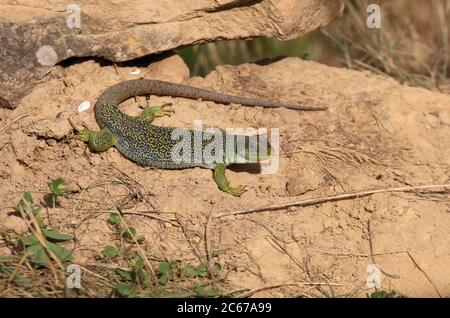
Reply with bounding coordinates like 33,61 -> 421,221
23,118 -> 72,141
1,215 -> 29,235
285,170 -> 319,196
0,0 -> 344,108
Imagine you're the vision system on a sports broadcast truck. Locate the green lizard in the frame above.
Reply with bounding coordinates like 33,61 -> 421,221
78,79 -> 326,196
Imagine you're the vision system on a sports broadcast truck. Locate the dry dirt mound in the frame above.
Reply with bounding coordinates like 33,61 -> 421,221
0,54 -> 449,297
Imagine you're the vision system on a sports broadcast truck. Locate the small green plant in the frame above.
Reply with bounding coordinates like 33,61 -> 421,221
49,178 -> 68,197
103,245 -> 122,259
104,212 -> 224,297
108,212 -> 145,244
156,261 -> 221,286
15,192 -> 73,268
111,258 -> 222,297
47,178 -> 69,208
114,256 -> 152,297
156,261 -> 178,285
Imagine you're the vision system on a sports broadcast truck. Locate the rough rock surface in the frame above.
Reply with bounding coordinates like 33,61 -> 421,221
1,54 -> 449,297
0,0 -> 344,108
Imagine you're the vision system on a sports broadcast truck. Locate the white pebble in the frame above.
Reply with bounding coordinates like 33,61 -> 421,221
130,67 -> 141,75
77,101 -> 91,112
36,45 -> 58,66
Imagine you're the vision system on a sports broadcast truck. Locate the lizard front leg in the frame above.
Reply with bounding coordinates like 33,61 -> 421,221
78,128 -> 117,152
213,163 -> 247,196
137,102 -> 174,124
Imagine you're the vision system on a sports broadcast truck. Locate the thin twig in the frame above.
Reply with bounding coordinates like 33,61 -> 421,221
237,282 -> 342,298
120,211 -> 180,227
0,114 -> 29,133
318,250 -> 408,258
406,251 -> 442,298
213,184 -> 450,218
77,265 -> 116,288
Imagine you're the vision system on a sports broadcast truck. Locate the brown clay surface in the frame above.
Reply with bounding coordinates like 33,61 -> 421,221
1,55 -> 449,297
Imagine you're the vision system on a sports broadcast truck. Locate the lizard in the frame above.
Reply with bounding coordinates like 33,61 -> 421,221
78,79 -> 326,196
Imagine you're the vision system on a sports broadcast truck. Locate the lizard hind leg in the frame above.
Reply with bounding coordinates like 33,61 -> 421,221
213,163 -> 247,197
137,102 -> 174,124
78,128 -> 117,152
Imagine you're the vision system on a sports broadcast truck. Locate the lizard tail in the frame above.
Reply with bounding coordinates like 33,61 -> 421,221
95,79 -> 327,111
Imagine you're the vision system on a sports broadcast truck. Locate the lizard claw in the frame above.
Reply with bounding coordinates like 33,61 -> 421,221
138,103 -> 174,123
153,102 -> 175,118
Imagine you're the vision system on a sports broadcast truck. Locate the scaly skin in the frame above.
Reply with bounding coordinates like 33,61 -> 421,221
79,79 -> 326,196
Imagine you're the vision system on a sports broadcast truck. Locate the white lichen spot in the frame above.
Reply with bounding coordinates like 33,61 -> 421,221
77,101 -> 91,112
36,45 -> 58,66
66,4 -> 81,29
130,67 -> 141,75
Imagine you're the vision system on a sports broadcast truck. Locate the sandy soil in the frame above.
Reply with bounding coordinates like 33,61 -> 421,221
1,54 -> 449,297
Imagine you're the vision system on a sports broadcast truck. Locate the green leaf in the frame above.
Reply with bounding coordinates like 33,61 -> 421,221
122,227 -> 143,243
157,262 -> 172,285
157,262 -> 171,275
133,256 -> 144,272
42,228 -> 73,242
196,263 -> 207,274
15,192 -> 40,215
181,263 -> 208,279
46,241 -> 72,263
116,283 -> 137,297
132,257 -> 151,285
180,265 -> 197,278
159,273 -> 170,285
116,268 -> 133,281
103,245 -> 121,258
48,178 -> 68,196
25,240 -> 72,267
21,234 -> 40,246
108,213 -> 121,226
137,270 -> 151,286
23,192 -> 33,204
25,244 -> 49,267
122,226 -> 136,239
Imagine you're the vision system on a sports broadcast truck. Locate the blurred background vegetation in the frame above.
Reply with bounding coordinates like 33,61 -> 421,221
178,0 -> 450,93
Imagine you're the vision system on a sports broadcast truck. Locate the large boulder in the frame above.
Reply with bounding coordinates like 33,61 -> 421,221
0,0 -> 344,108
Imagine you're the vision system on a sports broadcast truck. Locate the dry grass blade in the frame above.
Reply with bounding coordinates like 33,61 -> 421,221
322,0 -> 450,90
0,114 -> 29,134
